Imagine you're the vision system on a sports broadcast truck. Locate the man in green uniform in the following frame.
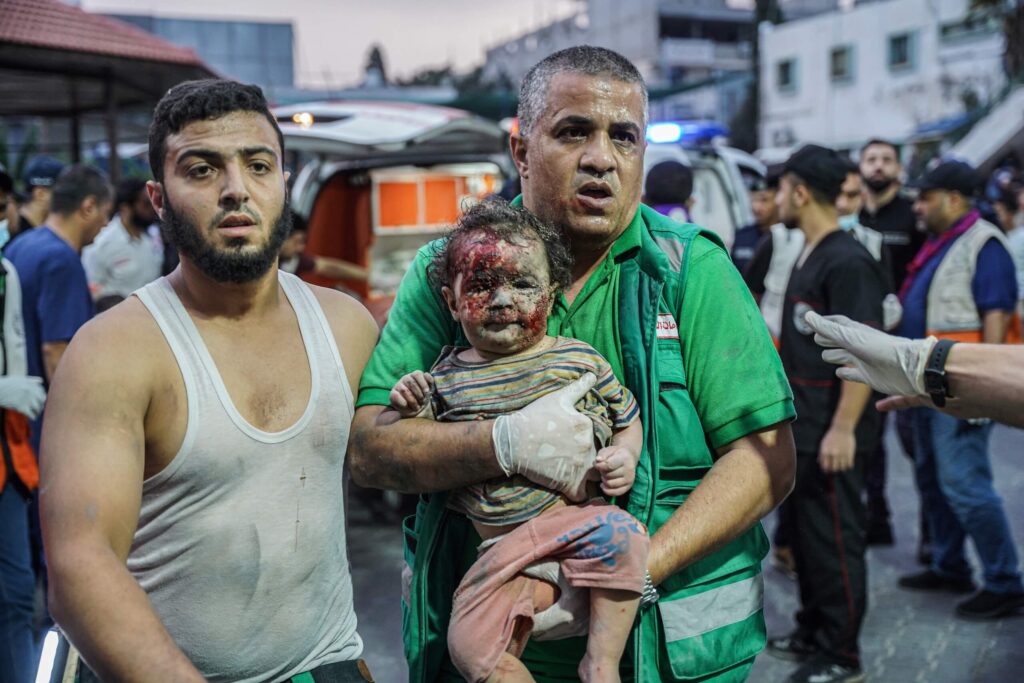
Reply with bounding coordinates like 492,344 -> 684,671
349,46 -> 796,682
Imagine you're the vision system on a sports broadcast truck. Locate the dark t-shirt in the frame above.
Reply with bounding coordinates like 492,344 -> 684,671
780,230 -> 886,454
731,223 -> 767,274
743,230 -> 774,296
5,226 -> 95,451
859,193 -> 925,290
8,214 -> 36,246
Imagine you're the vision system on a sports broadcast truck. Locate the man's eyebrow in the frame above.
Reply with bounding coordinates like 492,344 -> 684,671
176,148 -> 222,164
610,121 -> 642,135
241,145 -> 278,159
551,114 -> 594,128
176,145 -> 278,164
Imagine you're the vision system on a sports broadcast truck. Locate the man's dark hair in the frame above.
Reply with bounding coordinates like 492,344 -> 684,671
428,198 -> 572,292
50,164 -> 111,216
996,184 -> 1021,213
115,177 -> 149,209
289,209 -> 308,234
148,79 -> 283,182
0,167 -> 13,194
645,161 -> 693,205
860,138 -> 899,158
518,46 -> 648,138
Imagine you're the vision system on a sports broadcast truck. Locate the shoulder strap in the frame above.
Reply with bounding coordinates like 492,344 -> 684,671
647,219 -> 722,315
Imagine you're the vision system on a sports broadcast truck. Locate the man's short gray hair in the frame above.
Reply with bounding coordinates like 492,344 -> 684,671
517,45 -> 648,139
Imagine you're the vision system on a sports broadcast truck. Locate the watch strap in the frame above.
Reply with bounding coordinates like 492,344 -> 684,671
923,339 -> 957,407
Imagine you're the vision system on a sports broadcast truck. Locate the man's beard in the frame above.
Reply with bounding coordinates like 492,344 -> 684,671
863,175 -> 895,193
161,196 -> 291,284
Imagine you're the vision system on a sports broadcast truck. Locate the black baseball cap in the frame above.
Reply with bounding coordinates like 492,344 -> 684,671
908,159 -> 980,196
782,144 -> 848,201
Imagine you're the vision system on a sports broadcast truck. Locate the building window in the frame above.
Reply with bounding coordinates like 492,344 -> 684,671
940,14 -> 999,43
888,32 -> 917,71
830,45 -> 854,83
777,58 -> 797,93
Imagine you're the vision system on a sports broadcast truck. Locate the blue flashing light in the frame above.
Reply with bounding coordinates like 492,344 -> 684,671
647,122 -> 683,144
646,120 -> 729,145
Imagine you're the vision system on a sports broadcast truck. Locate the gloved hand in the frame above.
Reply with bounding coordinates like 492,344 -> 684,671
0,376 -> 46,419
492,373 -> 597,502
804,311 -> 934,397
522,560 -> 589,641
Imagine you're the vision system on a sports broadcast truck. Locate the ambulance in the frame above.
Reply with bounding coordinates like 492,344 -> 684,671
275,101 -> 513,324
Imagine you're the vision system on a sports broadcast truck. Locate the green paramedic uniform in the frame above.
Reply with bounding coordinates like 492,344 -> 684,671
357,202 -> 795,682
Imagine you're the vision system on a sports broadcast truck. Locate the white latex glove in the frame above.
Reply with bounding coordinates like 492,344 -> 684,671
522,560 -> 589,641
804,311 -> 934,397
0,376 -> 46,419
492,373 -> 598,502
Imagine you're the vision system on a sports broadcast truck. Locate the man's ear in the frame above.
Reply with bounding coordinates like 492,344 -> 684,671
146,180 -> 165,220
441,286 -> 459,321
510,134 -> 529,180
79,195 -> 98,220
793,184 -> 809,209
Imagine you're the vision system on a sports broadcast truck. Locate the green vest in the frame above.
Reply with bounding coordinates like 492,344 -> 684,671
402,207 -> 770,682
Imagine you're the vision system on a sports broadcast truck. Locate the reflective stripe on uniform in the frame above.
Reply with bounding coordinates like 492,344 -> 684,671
657,574 -> 764,642
652,234 -> 686,274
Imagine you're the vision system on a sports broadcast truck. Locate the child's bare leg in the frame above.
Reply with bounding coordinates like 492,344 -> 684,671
485,653 -> 534,682
482,578 -> 558,683
578,588 -> 640,683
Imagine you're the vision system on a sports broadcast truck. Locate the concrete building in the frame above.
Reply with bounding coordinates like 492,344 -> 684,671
481,0 -> 754,86
108,14 -> 294,91
481,0 -> 755,123
759,0 -> 1005,152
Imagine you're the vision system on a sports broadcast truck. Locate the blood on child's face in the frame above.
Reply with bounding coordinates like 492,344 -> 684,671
447,231 -> 553,356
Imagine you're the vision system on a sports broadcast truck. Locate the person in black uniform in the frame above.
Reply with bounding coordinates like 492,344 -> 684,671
767,145 -> 888,683
732,164 -> 783,273
858,139 -> 925,287
857,138 -> 927,551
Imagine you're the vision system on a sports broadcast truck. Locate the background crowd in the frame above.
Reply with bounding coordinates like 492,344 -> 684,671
1,125 -> 1023,682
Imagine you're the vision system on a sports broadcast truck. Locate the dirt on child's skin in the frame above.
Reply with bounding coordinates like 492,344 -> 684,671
451,232 -> 552,347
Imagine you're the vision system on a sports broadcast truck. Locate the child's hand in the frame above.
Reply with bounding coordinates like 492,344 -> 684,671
593,445 -> 637,497
389,371 -> 435,418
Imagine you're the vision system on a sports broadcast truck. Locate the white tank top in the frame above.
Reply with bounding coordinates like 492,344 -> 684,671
130,272 -> 362,683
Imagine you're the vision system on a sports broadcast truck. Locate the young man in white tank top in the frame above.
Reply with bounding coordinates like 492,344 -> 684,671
37,80 -> 379,683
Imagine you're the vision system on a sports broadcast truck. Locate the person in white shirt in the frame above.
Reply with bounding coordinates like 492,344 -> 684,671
82,178 -> 162,300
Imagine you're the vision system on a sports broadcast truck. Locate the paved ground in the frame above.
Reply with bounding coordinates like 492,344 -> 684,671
348,423 -> 1024,682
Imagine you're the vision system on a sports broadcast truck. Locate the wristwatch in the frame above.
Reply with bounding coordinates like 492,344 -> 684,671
640,570 -> 659,608
923,339 -> 958,407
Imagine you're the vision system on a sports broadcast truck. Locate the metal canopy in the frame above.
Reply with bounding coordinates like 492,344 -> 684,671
0,0 -> 216,180
0,43 -> 215,118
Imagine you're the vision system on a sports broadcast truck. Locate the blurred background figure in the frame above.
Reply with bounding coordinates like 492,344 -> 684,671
13,156 -> 65,243
643,160 -> 694,223
857,138 -> 926,550
766,144 -> 887,683
733,163 -> 782,272
836,159 -> 903,550
279,211 -> 369,282
896,159 -> 1023,620
83,177 -> 162,300
0,166 -> 48,683
0,164 -> 14,247
858,139 -> 925,292
3,164 -> 110,670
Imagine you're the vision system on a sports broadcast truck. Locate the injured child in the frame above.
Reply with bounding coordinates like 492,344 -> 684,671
388,199 -> 649,683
